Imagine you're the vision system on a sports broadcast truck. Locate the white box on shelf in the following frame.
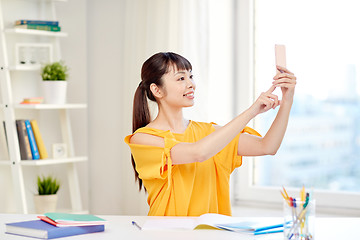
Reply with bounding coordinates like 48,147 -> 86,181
15,43 -> 53,66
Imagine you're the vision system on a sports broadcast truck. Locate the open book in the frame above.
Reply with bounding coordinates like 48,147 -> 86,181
142,213 -> 284,235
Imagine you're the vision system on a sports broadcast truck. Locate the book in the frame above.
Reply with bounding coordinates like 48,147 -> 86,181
21,97 -> 44,104
15,19 -> 59,26
3,121 -> 8,150
1,121 -> 10,159
44,213 -> 107,226
5,220 -> 104,239
15,24 -> 61,32
30,120 -> 48,159
38,216 -> 106,227
141,213 -> 284,235
215,221 -> 285,235
24,120 -> 40,160
16,120 -> 32,160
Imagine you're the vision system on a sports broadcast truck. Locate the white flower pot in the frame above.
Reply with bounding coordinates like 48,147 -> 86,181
33,194 -> 58,214
42,81 -> 67,104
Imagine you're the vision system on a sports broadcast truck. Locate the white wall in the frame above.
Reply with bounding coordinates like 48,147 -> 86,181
87,0 -> 149,215
56,0 -> 88,214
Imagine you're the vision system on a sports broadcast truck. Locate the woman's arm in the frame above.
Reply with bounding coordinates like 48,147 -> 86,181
130,80 -> 282,165
170,106 -> 262,164
237,66 -> 296,156
130,107 -> 258,164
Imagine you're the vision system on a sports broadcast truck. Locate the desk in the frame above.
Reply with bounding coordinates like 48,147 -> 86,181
0,214 -> 357,239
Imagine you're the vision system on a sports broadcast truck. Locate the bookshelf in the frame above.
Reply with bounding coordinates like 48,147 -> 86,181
0,0 -> 87,214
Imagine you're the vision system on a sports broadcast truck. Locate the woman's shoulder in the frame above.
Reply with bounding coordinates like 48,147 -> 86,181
129,131 -> 164,147
127,124 -> 172,147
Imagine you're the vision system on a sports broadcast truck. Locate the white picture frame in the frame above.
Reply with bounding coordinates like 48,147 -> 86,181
15,43 -> 53,66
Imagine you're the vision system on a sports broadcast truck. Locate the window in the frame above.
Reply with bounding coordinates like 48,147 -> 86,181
234,0 -> 360,211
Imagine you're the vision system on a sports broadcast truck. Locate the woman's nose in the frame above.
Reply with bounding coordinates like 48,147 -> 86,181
187,78 -> 194,89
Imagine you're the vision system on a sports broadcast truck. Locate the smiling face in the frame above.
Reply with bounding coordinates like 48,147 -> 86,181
152,64 -> 196,109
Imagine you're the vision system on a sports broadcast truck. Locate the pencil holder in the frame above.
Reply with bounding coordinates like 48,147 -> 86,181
283,198 -> 315,240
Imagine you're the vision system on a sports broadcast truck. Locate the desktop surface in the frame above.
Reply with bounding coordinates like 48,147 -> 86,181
0,213 -> 358,239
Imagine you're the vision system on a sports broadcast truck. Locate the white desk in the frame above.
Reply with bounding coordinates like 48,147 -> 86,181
0,214 -> 357,240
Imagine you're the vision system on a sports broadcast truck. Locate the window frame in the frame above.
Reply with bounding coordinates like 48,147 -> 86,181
232,0 -> 360,215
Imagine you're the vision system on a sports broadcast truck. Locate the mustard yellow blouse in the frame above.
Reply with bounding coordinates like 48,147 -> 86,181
124,121 -> 260,216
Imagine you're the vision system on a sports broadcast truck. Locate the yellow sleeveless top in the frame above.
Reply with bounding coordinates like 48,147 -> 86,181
124,121 -> 260,216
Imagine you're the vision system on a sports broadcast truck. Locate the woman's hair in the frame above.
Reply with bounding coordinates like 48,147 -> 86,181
131,52 -> 192,191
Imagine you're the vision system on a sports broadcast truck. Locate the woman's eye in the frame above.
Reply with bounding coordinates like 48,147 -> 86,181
179,77 -> 185,81
190,75 -> 194,79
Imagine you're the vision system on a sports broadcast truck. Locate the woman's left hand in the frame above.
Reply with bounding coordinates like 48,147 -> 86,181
273,66 -> 297,103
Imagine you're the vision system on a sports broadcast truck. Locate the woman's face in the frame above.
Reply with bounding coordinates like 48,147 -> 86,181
158,65 -> 196,108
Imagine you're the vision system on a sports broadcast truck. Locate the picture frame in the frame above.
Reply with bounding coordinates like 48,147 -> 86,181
15,43 -> 53,66
52,143 -> 68,159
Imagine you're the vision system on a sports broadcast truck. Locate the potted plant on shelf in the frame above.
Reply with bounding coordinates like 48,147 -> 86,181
41,61 -> 69,104
33,175 -> 60,214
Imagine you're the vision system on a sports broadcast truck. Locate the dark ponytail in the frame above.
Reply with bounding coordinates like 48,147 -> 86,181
131,52 -> 192,191
132,83 -> 151,133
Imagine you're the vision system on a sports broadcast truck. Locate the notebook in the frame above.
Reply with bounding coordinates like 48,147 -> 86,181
44,212 -> 107,225
215,221 -> 285,234
38,216 -> 105,227
5,220 -> 105,239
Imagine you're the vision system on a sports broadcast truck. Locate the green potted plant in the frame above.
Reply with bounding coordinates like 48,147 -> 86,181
41,61 -> 69,104
33,175 -> 60,214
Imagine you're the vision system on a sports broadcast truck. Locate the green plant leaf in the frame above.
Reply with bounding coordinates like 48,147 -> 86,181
37,175 -> 60,195
41,61 -> 68,81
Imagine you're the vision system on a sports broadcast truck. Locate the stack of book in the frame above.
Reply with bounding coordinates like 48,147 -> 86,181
20,97 -> 44,104
15,119 -> 48,160
5,213 -> 107,239
14,19 -> 61,32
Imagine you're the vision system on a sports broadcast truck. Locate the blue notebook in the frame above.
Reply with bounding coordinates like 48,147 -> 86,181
215,221 -> 285,234
6,219 -> 104,239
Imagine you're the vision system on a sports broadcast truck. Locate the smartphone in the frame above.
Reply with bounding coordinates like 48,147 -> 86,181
275,44 -> 286,73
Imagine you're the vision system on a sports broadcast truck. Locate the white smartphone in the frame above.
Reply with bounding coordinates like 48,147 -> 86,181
275,44 -> 286,73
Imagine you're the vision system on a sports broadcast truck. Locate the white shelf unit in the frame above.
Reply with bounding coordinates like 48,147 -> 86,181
0,0 -> 87,214
0,157 -> 87,166
4,28 -> 68,37
14,104 -> 87,109
8,64 -> 42,71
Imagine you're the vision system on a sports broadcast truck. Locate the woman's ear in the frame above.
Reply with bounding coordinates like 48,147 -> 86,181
150,83 -> 163,99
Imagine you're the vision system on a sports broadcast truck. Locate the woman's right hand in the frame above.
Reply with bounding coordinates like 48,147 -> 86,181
248,85 -> 279,117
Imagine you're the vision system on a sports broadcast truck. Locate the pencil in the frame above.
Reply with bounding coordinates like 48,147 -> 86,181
132,221 -> 142,230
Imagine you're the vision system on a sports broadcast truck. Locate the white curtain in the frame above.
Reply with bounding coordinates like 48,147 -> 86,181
181,0 -> 235,124
121,0 -> 234,124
